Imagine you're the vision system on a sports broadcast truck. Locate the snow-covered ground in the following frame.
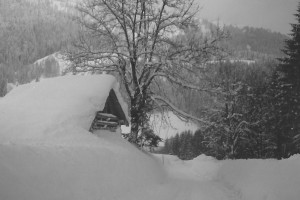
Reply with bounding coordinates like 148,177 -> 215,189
0,75 -> 299,200
207,59 -> 256,65
154,154 -> 300,200
150,112 -> 199,140
0,132 -> 165,200
1,140 -> 299,200
121,111 -> 199,143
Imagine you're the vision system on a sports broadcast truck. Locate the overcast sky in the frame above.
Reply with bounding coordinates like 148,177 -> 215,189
196,0 -> 299,34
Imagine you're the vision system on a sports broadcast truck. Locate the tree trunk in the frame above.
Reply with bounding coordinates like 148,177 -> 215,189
128,91 -> 152,145
129,110 -> 139,144
275,133 -> 283,160
129,93 -> 145,144
129,99 -> 140,144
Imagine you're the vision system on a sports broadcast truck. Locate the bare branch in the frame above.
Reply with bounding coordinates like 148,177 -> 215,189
67,0 -> 228,142
152,95 -> 211,125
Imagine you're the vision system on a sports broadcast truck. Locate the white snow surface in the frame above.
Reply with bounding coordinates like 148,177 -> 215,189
0,75 -> 300,200
121,112 -> 199,140
155,154 -> 300,200
150,112 -> 199,140
0,74 -> 129,145
0,132 -> 165,200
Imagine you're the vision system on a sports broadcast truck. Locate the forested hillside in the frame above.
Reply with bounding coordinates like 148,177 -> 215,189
160,20 -> 288,134
225,25 -> 288,59
0,1 -> 287,97
153,21 -> 288,120
197,19 -> 288,60
0,0 -> 77,96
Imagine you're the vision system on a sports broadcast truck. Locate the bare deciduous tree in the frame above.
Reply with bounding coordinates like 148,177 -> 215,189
68,0 -> 227,144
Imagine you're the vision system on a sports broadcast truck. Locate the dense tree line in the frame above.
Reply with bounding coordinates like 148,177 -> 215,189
163,5 -> 300,160
224,25 -> 288,60
162,59 -> 299,160
161,130 -> 204,160
161,61 -> 275,160
203,61 -> 276,159
267,3 -> 300,159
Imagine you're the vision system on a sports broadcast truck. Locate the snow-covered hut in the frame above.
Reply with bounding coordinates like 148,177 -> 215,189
89,88 -> 129,132
0,74 -> 129,145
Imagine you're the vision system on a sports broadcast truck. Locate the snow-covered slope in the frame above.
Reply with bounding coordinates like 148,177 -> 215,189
0,132 -> 165,200
0,75 -> 164,200
26,0 -> 78,12
155,154 -> 300,200
150,112 -> 199,140
218,156 -> 300,200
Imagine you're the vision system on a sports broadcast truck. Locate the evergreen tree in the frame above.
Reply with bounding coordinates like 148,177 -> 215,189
0,65 -> 7,97
178,131 -> 194,160
171,134 -> 180,156
270,3 -> 300,158
192,130 -> 205,156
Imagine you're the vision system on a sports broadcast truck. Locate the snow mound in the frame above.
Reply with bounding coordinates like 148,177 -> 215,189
0,131 -> 165,200
155,154 -> 221,181
155,154 -> 300,200
0,75 -> 128,145
0,74 -> 166,200
219,157 -> 300,200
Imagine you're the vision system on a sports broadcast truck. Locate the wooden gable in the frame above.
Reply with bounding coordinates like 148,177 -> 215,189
102,89 -> 128,125
90,89 -> 129,132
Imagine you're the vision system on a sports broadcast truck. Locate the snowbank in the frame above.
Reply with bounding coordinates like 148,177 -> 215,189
0,75 -> 129,145
0,132 -> 165,200
0,75 -> 166,200
155,154 -> 300,200
219,156 -> 300,200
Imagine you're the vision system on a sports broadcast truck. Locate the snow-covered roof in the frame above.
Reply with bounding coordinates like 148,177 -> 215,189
0,75 -> 129,145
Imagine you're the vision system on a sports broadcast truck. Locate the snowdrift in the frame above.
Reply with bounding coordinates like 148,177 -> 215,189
218,156 -> 300,200
0,74 -> 129,145
0,132 -> 165,200
156,154 -> 300,200
0,75 -> 164,200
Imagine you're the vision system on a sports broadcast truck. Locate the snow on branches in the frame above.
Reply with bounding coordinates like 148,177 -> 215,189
67,0 -> 227,143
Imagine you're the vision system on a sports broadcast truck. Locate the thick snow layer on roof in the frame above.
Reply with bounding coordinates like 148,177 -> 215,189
0,75 -> 129,145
